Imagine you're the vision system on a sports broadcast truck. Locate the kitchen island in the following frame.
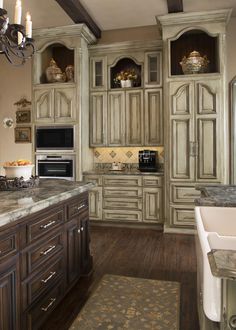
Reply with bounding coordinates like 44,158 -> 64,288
0,179 -> 94,330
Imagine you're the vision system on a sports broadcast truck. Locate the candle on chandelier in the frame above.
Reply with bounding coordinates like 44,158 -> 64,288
0,0 -> 3,9
25,12 -> 32,38
14,0 -> 22,24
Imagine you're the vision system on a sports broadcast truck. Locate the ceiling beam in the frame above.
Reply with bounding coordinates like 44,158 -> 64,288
166,0 -> 183,13
55,0 -> 101,38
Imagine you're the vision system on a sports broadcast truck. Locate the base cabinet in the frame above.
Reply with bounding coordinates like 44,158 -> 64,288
0,192 -> 92,330
84,174 -> 163,225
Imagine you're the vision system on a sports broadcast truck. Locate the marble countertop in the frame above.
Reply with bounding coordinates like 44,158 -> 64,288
195,185 -> 236,206
83,169 -> 164,176
0,179 -> 94,228
208,249 -> 236,280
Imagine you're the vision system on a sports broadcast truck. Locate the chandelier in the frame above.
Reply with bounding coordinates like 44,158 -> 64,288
0,0 -> 34,65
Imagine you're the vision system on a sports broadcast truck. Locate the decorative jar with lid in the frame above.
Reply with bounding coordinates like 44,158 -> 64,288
180,50 -> 209,74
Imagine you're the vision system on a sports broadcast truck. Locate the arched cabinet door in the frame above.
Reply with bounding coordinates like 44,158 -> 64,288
54,86 -> 76,122
34,88 -> 54,123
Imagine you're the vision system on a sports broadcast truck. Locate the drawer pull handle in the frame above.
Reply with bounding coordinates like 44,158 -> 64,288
40,220 -> 56,229
40,245 -> 56,256
77,204 -> 86,210
81,227 -> 84,232
41,297 -> 56,312
41,271 -> 56,284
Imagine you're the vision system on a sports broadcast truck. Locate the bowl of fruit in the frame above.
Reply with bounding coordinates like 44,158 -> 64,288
3,160 -> 34,180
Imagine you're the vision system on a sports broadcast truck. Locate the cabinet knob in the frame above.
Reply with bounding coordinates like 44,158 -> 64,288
78,229 -> 80,234
81,227 -> 84,231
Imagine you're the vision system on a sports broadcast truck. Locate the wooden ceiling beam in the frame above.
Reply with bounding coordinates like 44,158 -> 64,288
167,0 -> 183,13
55,0 -> 101,38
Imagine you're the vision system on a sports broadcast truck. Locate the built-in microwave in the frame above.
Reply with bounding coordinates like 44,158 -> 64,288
35,126 -> 74,151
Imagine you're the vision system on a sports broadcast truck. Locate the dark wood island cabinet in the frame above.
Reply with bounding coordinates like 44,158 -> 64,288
0,179 -> 94,330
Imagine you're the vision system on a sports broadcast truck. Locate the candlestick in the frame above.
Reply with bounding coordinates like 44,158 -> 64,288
0,0 -> 3,9
14,0 -> 22,24
18,31 -> 23,45
25,12 -> 32,38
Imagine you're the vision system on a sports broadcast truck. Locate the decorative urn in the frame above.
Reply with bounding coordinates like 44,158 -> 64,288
46,58 -> 66,83
180,50 -> 209,74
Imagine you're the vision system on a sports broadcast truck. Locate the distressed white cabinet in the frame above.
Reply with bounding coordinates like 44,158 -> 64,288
89,41 -> 163,147
157,9 -> 231,232
84,175 -> 103,220
34,85 -> 76,123
90,92 -> 107,146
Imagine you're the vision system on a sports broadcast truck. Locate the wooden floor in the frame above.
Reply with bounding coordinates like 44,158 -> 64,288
42,226 -> 199,330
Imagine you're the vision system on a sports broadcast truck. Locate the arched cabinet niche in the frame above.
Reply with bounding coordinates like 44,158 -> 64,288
35,43 -> 75,84
170,29 -> 218,76
110,57 -> 142,89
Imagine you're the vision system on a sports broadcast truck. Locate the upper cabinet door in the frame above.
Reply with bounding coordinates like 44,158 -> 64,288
125,90 -> 144,146
54,86 -> 76,122
90,92 -> 107,147
196,80 -> 220,181
144,51 -> 162,88
169,81 -> 195,180
34,87 -> 54,123
107,91 -> 125,146
90,56 -> 107,91
144,89 -> 163,145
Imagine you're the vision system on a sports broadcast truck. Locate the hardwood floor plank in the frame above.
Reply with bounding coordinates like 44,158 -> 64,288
41,227 -> 199,330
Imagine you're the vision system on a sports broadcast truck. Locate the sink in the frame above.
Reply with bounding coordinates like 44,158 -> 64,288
195,206 -> 236,322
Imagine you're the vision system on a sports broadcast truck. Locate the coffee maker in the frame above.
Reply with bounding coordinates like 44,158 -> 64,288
138,150 -> 159,172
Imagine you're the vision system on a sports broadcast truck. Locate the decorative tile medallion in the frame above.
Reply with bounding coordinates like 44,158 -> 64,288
94,150 -> 100,158
109,150 -> 117,158
126,151 -> 133,158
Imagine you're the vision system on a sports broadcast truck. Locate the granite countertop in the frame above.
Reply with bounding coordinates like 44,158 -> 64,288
0,179 -> 94,228
195,185 -> 236,206
83,169 -> 164,176
208,249 -> 236,280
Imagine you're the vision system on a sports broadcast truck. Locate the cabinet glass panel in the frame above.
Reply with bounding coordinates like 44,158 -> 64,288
148,54 -> 161,85
95,61 -> 103,87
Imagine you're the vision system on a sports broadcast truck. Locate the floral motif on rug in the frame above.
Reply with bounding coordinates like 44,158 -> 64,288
69,274 -> 180,330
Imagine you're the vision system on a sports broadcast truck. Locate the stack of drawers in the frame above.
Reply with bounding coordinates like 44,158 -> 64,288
21,205 -> 66,328
85,174 -> 163,224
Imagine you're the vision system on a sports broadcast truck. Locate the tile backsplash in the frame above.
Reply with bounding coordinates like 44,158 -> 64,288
93,147 -> 164,164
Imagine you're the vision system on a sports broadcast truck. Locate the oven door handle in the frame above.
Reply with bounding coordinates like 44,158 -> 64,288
38,161 -> 71,164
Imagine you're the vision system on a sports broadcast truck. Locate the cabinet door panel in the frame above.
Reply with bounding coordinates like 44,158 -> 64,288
88,187 -> 102,220
144,89 -> 163,145
107,91 -> 125,146
90,56 -> 107,90
34,88 -> 54,123
197,118 -> 218,180
171,119 -> 194,180
143,188 -> 162,223
90,92 -> 107,146
67,219 -> 81,285
54,87 -> 76,122
170,206 -> 195,228
0,260 -> 19,330
125,90 -> 143,145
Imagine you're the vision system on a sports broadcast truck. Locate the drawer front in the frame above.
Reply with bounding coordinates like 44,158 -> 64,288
23,278 -> 65,329
84,175 -> 102,186
172,184 -> 200,203
143,176 -> 163,187
104,187 -> 142,198
0,231 -> 19,260
103,209 -> 142,222
171,206 -> 195,228
103,197 -> 142,210
22,232 -> 64,278
26,206 -> 64,243
67,196 -> 89,220
21,253 -> 65,311
103,175 -> 142,187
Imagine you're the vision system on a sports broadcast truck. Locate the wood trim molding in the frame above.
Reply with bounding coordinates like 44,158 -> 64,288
54,0 -> 101,38
167,0 -> 183,13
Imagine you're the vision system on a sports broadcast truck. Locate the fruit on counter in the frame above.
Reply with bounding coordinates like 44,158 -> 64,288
3,159 -> 32,166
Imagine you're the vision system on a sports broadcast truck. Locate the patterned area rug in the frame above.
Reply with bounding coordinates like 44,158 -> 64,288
69,274 -> 180,330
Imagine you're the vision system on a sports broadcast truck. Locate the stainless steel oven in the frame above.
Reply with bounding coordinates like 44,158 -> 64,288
36,155 -> 75,181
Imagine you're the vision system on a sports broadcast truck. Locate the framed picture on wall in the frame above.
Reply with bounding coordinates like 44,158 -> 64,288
16,110 -> 31,124
15,127 -> 31,143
